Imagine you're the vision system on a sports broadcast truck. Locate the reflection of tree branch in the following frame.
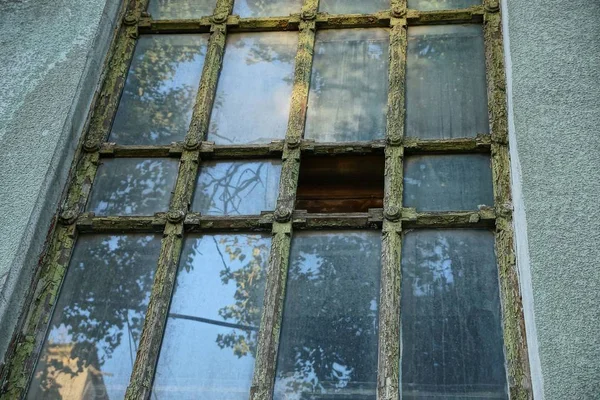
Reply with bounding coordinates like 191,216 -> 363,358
168,313 -> 258,331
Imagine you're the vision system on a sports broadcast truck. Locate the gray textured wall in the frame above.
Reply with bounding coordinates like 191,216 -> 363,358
504,0 -> 600,398
0,0 -> 120,364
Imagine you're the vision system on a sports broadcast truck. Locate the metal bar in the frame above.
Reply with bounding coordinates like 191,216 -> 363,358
250,0 -> 318,398
484,0 -> 532,398
168,313 -> 258,331
124,0 -> 233,397
377,1 -> 406,398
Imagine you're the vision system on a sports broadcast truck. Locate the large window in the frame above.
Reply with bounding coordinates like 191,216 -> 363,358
1,0 -> 532,399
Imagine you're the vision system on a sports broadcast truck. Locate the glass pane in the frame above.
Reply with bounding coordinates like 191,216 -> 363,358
320,0 -> 389,14
305,29 -> 389,142
408,0 -> 481,10
233,0 -> 302,17
208,32 -> 298,144
147,0 -> 215,19
153,234 -> 272,399
27,235 -> 161,400
192,160 -> 281,215
403,154 -> 494,211
87,158 -> 179,216
401,230 -> 507,400
274,231 -> 381,400
110,35 -> 208,145
406,25 -> 488,139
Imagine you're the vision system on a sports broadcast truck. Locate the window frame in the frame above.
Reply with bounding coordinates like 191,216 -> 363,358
0,0 -> 532,399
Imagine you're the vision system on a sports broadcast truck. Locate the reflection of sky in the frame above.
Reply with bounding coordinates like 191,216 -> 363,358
153,234 -> 271,399
232,0 -> 302,17
147,0 -> 216,19
319,0 -> 389,14
407,0 -> 481,11
208,32 -> 297,144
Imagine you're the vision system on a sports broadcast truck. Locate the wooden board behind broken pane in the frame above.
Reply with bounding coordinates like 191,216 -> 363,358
401,230 -> 508,400
152,234 -> 271,399
86,158 -> 179,216
305,28 -> 389,142
406,25 -> 488,139
207,32 -> 298,145
110,35 -> 209,145
27,235 -> 162,400
274,231 -> 381,400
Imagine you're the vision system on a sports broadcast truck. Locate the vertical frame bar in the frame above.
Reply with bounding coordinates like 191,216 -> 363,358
484,0 -> 533,398
378,1 -> 406,399
250,1 -> 318,399
124,0 -> 233,398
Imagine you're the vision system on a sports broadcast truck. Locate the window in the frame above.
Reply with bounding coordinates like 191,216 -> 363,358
1,0 -> 532,399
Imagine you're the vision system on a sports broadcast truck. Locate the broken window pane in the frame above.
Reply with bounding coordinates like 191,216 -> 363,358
208,32 -> 298,145
27,235 -> 161,400
401,230 -> 507,400
233,0 -> 302,17
147,0 -> 216,19
192,160 -> 281,216
110,35 -> 208,145
319,0 -> 389,14
87,158 -> 179,216
408,0 -> 481,10
406,25 -> 488,139
403,154 -> 494,211
305,29 -> 389,142
274,231 -> 381,400
153,234 -> 271,399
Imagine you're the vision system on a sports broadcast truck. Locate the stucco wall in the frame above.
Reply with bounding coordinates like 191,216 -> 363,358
0,0 -> 120,364
504,0 -> 600,398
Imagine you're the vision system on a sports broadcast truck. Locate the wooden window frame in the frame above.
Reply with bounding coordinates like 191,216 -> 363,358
0,0 -> 532,399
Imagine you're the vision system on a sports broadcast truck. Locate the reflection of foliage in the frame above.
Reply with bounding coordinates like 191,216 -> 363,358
111,35 -> 207,144
408,0 -> 481,11
401,231 -> 506,397
147,0 -> 216,20
31,235 -> 161,398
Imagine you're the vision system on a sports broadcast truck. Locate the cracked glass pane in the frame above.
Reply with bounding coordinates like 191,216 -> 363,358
403,154 -> 494,211
27,235 -> 161,400
401,230 -> 508,400
406,25 -> 488,139
274,231 -> 381,400
305,29 -> 389,142
208,32 -> 298,144
110,34 -> 209,145
192,160 -> 281,216
153,234 -> 272,399
87,158 -> 179,216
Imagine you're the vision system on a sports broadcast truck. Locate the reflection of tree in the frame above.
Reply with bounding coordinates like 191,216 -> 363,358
110,35 -> 207,145
401,231 -> 506,398
147,0 -> 215,20
30,235 -> 161,399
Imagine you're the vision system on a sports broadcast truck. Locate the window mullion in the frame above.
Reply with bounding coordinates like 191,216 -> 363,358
483,1 -> 533,398
124,0 -> 232,397
250,1 -> 318,398
378,2 -> 406,399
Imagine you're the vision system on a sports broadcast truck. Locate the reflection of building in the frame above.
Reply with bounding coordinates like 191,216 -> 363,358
28,344 -> 108,400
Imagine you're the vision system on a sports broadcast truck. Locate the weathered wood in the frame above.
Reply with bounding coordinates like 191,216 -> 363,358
77,214 -> 166,232
378,5 -> 406,399
293,209 -> 383,230
406,6 -> 484,25
400,208 -> 496,229
99,142 -> 183,157
484,1 -> 533,398
185,213 -> 274,231
403,134 -> 491,153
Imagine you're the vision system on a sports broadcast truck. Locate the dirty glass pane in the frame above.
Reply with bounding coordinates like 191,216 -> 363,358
408,0 -> 481,10
192,160 -> 281,215
147,0 -> 216,19
233,0 -> 302,17
87,158 -> 179,216
274,231 -> 381,400
406,25 -> 488,139
110,35 -> 208,145
403,154 -> 493,211
208,32 -> 298,145
305,29 -> 389,142
27,235 -> 161,400
401,230 -> 507,400
153,234 -> 271,399
319,0 -> 389,14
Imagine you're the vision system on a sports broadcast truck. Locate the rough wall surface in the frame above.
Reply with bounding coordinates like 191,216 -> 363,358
504,0 -> 600,398
0,0 -> 119,363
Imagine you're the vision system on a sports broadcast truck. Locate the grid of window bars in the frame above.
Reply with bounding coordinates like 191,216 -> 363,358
0,0 -> 533,399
